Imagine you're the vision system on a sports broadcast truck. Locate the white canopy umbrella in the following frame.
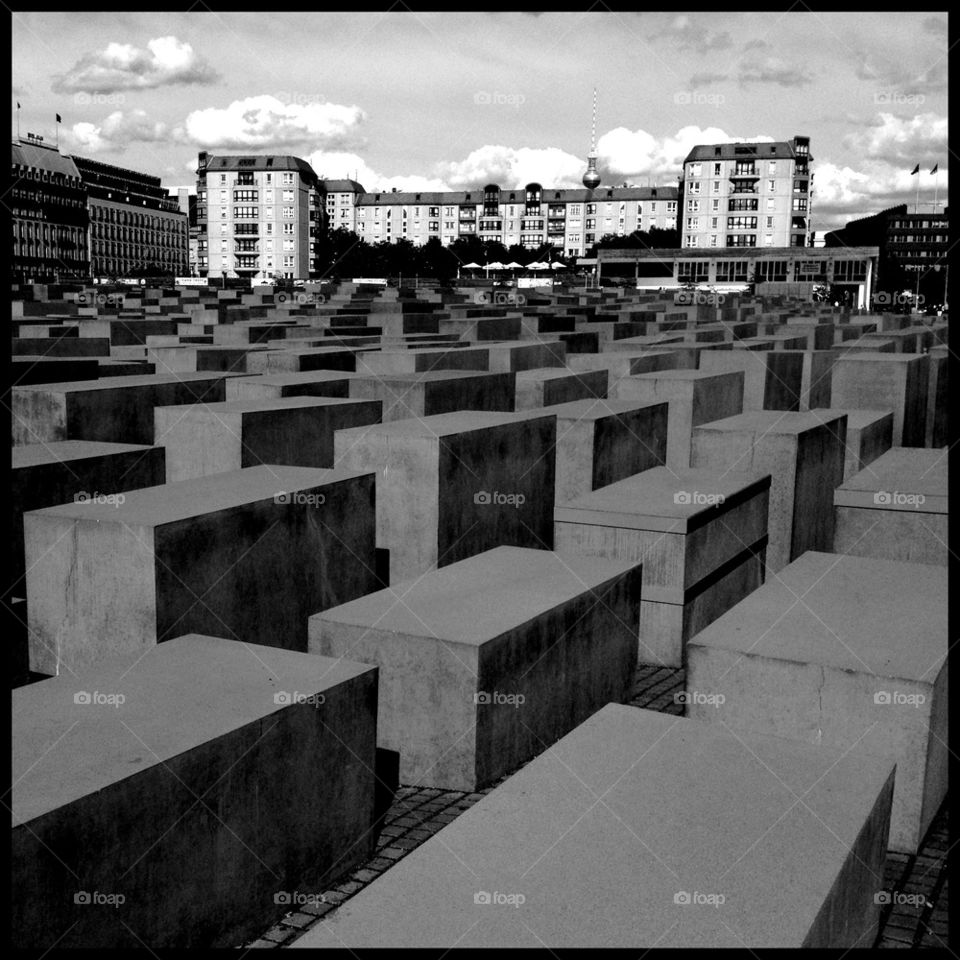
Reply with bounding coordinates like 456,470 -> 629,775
526,261 -> 549,270
462,262 -> 482,269
504,261 -> 523,268
550,261 -> 567,269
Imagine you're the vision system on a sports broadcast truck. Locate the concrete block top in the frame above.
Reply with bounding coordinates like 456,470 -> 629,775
12,634 -> 375,826
689,550 -> 947,679
835,447 -> 947,513
815,408 -> 893,431
12,439 -> 156,469
350,370 -> 504,384
515,367 -> 594,382
336,408 -> 555,439
238,371 -> 358,386
835,352 -> 926,364
546,398 -> 664,421
24,464 -> 371,526
484,339 -> 562,349
695,409 -> 846,436
291,702 -> 895,949
155,396 -> 373,416
13,371 -> 248,394
316,545 -> 640,646
555,465 -> 770,532
632,368 -> 736,382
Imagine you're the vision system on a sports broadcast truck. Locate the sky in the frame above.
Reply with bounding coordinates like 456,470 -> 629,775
12,10 -> 949,232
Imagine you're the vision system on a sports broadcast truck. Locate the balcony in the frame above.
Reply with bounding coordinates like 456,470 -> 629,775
729,181 -> 759,195
732,165 -> 758,177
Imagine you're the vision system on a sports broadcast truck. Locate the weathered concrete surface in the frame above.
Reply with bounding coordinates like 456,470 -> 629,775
11,440 -> 166,600
691,410 -> 847,573
814,408 -> 893,481
550,398 -> 668,503
309,546 -> 640,790
12,372 -> 247,446
687,551 -> 947,853
156,396 -> 382,481
291,702 -> 894,948
615,369 -> 745,470
484,340 -> 566,373
925,351 -> 947,448
356,347 -> 490,376
333,410 -> 556,583
699,349 -> 803,411
830,353 -> 929,446
24,465 -> 378,673
833,447 -> 947,565
566,350 -> 680,394
348,370 -> 515,421
12,635 -> 378,948
225,370 -> 355,401
555,466 -> 769,665
514,367 -> 607,410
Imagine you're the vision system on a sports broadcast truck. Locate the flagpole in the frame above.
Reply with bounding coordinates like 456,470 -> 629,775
16,102 -> 20,140
915,168 -> 920,214
933,167 -> 939,213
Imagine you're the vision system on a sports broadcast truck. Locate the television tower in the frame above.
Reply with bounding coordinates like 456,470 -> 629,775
582,87 -> 601,190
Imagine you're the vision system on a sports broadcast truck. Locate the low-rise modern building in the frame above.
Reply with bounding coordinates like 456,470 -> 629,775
592,245 -> 878,306
195,152 -> 324,280
10,135 -> 89,282
72,155 -> 189,278
679,136 -> 812,250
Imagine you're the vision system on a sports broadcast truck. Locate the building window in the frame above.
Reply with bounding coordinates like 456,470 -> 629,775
687,199 -> 701,212
688,181 -> 702,195
713,162 -> 722,176
282,207 -> 295,218
690,162 -> 702,176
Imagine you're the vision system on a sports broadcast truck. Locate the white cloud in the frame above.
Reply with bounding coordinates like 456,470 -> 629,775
174,95 -> 365,149
64,109 -> 169,153
438,145 -> 586,189
304,150 -> 447,192
844,112 -> 947,166
53,36 -> 218,93
599,125 -> 774,180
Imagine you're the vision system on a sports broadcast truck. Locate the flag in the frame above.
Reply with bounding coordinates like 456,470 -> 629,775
910,164 -> 920,175
56,113 -> 61,123
930,163 -> 938,175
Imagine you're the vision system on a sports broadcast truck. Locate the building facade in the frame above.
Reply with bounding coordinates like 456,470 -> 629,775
679,136 -> 812,250
324,181 -> 678,258
10,135 -> 90,282
195,152 -> 323,280
593,245 -> 878,306
71,155 -> 189,278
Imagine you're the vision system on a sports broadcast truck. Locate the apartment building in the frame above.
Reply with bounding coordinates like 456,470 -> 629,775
195,152 -> 323,279
329,181 -> 678,258
679,136 -> 812,250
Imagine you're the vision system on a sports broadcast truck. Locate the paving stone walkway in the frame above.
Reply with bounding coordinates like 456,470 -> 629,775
243,664 -> 948,949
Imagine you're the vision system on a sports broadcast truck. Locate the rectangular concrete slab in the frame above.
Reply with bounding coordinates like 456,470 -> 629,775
24,465 -> 378,674
155,396 -> 382,481
224,370 -> 355,401
818,408 -> 894,481
12,635 -> 378,948
291,702 -> 894,948
555,466 -> 769,665
699,349 -> 803,411
333,410 -> 556,583
687,551 -> 947,853
514,367 -> 607,410
833,447 -> 947,565
691,410 -> 847,573
614,369 -> 745,470
348,370 -> 515,422
550,398 -> 668,503
12,372 -> 246,446
830,353 -> 929,446
309,546 -> 641,790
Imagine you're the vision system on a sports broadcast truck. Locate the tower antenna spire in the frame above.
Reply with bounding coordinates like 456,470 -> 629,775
582,87 -> 601,190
